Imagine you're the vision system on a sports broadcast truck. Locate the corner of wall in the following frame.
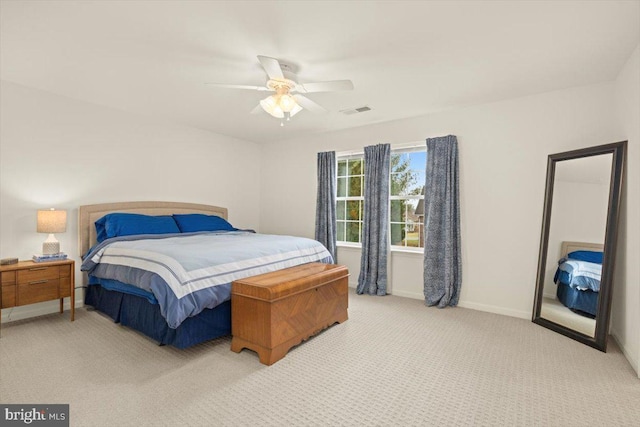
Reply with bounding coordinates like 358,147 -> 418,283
612,43 -> 640,377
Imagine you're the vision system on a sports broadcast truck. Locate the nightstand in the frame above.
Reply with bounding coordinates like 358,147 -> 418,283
0,259 -> 75,323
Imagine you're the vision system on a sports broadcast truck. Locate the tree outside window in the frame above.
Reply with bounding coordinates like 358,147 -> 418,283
390,150 -> 425,249
336,148 -> 426,249
336,158 -> 364,243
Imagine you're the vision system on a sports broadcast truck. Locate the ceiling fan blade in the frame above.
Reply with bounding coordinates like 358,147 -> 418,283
297,80 -> 354,93
293,94 -> 327,113
250,104 -> 264,115
257,55 -> 284,80
205,83 -> 271,91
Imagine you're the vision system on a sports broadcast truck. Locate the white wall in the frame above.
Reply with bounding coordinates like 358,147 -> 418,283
612,44 -> 640,376
0,80 -> 262,321
543,179 -> 609,297
260,82 -> 620,322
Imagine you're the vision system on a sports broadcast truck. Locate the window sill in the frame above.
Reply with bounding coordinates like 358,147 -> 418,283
391,247 -> 424,255
336,242 -> 423,255
337,242 -> 362,249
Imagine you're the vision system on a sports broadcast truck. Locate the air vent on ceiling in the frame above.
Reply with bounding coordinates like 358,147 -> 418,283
340,106 -> 372,115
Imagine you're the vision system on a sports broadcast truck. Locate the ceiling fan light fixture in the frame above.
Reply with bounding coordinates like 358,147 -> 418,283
260,95 -> 284,118
260,95 -> 276,110
271,105 -> 284,118
261,91 -> 300,119
279,94 -> 296,112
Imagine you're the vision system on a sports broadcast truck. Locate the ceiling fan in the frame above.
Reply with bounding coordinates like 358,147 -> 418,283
206,56 -> 354,124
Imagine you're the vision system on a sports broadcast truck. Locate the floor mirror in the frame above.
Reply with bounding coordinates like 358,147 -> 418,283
532,141 -> 626,351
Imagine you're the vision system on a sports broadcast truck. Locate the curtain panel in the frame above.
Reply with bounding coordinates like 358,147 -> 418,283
357,143 -> 391,296
423,135 -> 462,307
315,151 -> 338,262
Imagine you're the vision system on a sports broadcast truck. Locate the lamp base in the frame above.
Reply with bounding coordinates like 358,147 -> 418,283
42,234 -> 60,255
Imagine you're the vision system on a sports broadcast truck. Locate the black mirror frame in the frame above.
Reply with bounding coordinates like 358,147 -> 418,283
532,141 -> 627,352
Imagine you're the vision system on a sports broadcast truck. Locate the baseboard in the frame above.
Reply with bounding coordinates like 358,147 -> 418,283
390,289 -> 423,300
384,289 -> 531,320
456,301 -> 530,320
610,329 -> 639,377
388,289 -> 531,319
1,298 -> 82,323
348,286 -> 425,301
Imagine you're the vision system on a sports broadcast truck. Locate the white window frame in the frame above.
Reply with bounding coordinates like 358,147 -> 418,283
335,143 -> 426,252
336,155 -> 365,245
389,146 -> 425,252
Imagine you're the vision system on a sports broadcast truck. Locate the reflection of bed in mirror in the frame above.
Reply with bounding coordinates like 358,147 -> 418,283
541,241 -> 603,337
533,141 -> 626,351
554,241 -> 603,316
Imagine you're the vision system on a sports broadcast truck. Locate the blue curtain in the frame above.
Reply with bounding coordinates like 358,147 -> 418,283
315,151 -> 337,262
357,143 -> 391,295
423,135 -> 462,307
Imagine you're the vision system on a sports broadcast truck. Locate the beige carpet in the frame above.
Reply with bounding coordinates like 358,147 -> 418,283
1,289 -> 638,426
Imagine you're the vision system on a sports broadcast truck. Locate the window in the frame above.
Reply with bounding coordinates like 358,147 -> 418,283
336,146 -> 426,250
336,157 -> 364,244
390,149 -> 426,249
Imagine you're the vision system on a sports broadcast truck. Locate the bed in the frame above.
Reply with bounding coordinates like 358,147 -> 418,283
553,241 -> 604,318
79,201 -> 333,348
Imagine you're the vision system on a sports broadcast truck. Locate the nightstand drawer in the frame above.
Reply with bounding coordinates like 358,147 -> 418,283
18,266 -> 60,284
18,279 -> 60,305
1,285 -> 16,308
1,271 -> 16,285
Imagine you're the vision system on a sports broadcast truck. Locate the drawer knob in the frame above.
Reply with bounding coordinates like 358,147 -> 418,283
28,280 -> 49,285
28,267 -> 48,271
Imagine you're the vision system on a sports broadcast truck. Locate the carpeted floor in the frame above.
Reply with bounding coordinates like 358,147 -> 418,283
1,289 -> 638,426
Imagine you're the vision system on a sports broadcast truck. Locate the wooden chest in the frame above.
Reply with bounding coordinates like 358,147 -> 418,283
230,263 -> 349,365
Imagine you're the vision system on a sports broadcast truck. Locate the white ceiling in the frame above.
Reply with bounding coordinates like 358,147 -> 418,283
1,1 -> 638,144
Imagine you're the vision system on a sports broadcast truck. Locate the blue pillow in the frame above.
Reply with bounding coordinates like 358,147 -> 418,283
567,250 -> 603,264
95,213 -> 180,243
173,214 -> 236,233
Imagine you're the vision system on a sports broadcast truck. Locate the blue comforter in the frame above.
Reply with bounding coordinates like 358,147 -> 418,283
554,258 -> 601,292
81,231 -> 333,328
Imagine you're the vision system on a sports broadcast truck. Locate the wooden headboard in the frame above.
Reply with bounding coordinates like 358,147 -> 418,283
560,241 -> 604,258
78,201 -> 227,257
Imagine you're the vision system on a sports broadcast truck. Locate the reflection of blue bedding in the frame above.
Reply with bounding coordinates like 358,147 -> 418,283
554,259 -> 601,292
82,231 -> 333,328
556,282 -> 598,317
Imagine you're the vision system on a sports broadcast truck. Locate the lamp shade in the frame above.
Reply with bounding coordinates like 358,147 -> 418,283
37,209 -> 67,233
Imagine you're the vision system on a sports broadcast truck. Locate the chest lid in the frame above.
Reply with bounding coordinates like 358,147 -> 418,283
232,263 -> 348,302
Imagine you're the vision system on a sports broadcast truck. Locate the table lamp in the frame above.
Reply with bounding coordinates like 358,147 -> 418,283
37,208 -> 67,254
